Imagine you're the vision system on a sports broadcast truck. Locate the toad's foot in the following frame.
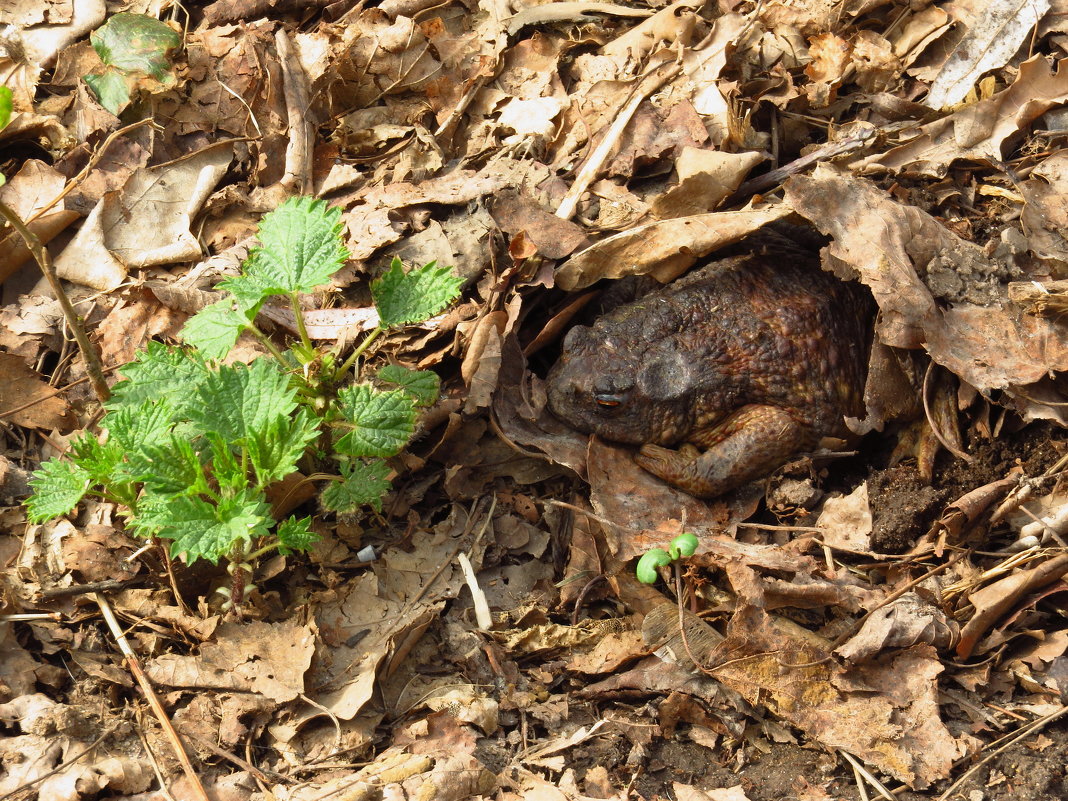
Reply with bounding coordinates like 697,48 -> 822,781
636,404 -> 813,498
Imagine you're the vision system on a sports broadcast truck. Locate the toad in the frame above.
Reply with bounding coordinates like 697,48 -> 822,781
546,252 -> 872,498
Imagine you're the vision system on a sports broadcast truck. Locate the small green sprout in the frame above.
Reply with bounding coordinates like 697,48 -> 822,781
635,532 -> 699,584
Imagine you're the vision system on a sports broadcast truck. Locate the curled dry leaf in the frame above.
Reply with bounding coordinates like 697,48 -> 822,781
554,205 -> 791,290
835,594 -> 959,662
956,554 -> 1068,659
925,0 -> 1051,109
785,169 -> 1068,418
0,352 -> 74,430
53,143 -> 234,290
854,56 -> 1068,177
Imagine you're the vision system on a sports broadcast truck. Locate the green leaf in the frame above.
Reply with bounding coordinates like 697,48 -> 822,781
204,432 -> 246,494
321,460 -> 392,514
126,436 -> 203,496
83,70 -> 133,115
334,385 -> 416,458
91,13 -> 180,82
670,532 -> 699,559
187,359 -> 298,444
69,432 -> 125,486
105,399 -> 176,453
635,549 -> 672,584
242,196 -> 349,296
180,297 -> 255,362
0,86 -> 12,130
131,489 -> 271,564
377,364 -> 439,406
277,516 -> 318,554
215,273 -> 273,313
106,342 -> 207,412
246,408 -> 319,486
372,258 -> 462,328
26,459 -> 93,522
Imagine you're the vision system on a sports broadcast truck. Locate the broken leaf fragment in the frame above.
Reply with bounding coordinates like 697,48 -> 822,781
84,13 -> 180,114
0,85 -> 11,130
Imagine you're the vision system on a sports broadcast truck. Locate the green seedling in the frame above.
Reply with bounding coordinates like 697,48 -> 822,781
635,532 -> 699,584
27,197 -> 463,605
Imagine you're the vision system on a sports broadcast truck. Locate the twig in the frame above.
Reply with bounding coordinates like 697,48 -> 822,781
840,750 -> 895,801
94,593 -> 210,801
779,551 -> 965,668
937,705 -> 1068,801
556,57 -> 682,221
25,119 -> 157,227
542,498 -> 641,533
38,578 -> 145,599
0,724 -> 119,801
0,362 -> 127,421
850,755 -> 871,801
0,202 -> 110,404
728,124 -> 878,203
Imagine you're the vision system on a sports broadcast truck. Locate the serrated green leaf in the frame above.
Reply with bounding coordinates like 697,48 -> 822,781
187,359 -> 298,444
105,399 -> 176,453
202,431 -> 247,494
27,459 -> 93,522
247,408 -> 319,486
243,196 -> 349,295
106,342 -> 208,412
69,432 -> 124,486
277,516 -> 318,554
377,364 -> 439,406
126,435 -> 203,495
91,14 -> 180,81
83,70 -> 133,115
215,273 -> 273,313
334,385 -> 416,458
372,258 -> 462,328
0,86 -> 12,130
180,297 -> 255,362
321,460 -> 392,513
131,489 -> 271,564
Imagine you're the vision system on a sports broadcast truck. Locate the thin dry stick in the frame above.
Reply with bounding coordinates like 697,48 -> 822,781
0,723 -> 118,801
849,756 -> 871,801
0,361 -> 128,421
937,705 -> 1068,801
555,57 -> 682,221
779,551 -> 966,668
94,592 -> 210,801
24,118 -> 156,226
0,203 -> 110,403
839,750 -> 895,801
542,498 -> 640,533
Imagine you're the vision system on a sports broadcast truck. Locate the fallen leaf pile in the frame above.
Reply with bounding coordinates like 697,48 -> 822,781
3,0 -> 1068,799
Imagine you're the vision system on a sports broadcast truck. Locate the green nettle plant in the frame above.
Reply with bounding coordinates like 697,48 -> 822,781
27,197 -> 462,601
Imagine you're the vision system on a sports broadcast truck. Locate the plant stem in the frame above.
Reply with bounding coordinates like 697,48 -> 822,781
289,292 -> 313,352
0,201 -> 111,403
336,325 -> 383,380
245,321 -> 289,366
246,541 -> 280,562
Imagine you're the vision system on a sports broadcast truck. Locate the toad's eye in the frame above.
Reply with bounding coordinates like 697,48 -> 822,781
594,394 -> 624,408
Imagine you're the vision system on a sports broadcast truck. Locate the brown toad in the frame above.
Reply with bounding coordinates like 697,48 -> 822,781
546,252 -> 872,498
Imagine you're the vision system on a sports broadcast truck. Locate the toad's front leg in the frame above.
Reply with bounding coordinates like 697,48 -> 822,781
635,404 -> 813,498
